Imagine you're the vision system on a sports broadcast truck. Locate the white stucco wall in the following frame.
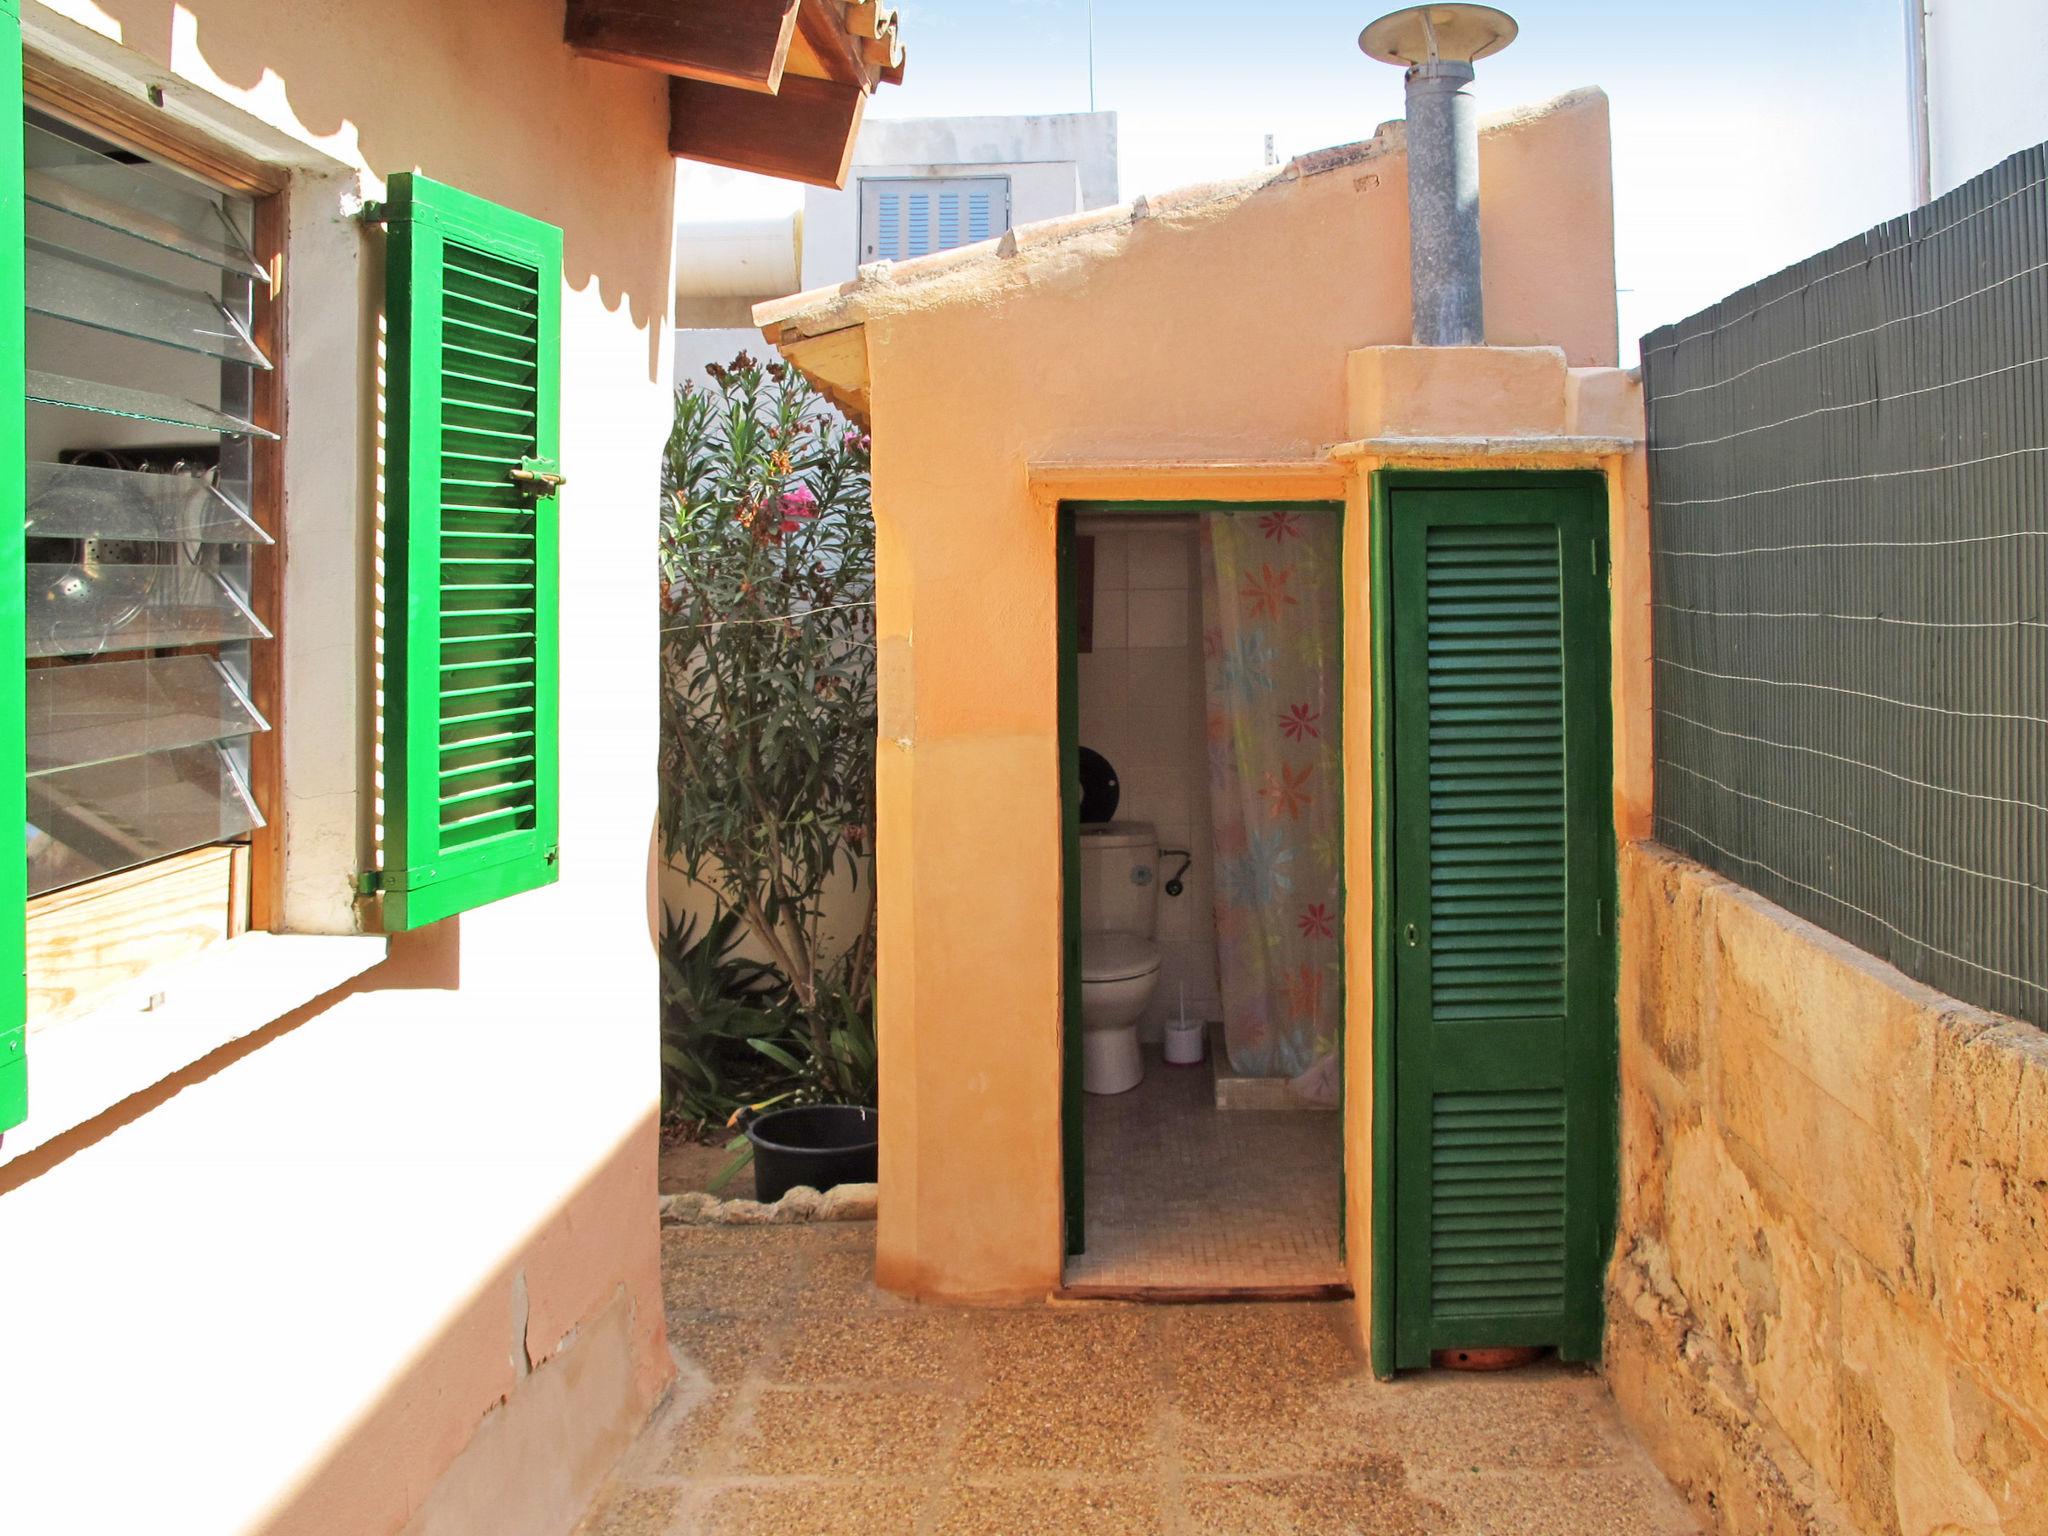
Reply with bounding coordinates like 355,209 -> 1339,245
1921,0 -> 2048,195
0,2 -> 678,1532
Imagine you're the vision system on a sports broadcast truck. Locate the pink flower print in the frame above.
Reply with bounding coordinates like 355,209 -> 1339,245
1258,762 -> 1314,821
1297,902 -> 1335,940
1239,564 -> 1300,621
1279,702 -> 1322,741
1258,510 -> 1303,543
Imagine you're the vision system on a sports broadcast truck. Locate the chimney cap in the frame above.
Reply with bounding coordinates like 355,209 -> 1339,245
1359,4 -> 1517,68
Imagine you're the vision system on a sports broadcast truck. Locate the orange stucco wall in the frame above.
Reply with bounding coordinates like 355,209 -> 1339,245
850,90 -> 1627,1303
0,2 -> 677,1530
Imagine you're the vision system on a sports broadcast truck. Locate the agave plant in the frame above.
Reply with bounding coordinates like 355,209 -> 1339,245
656,903 -> 791,1126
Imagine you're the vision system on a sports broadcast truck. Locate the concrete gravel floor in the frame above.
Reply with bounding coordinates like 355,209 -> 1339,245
574,1221 -> 1701,1536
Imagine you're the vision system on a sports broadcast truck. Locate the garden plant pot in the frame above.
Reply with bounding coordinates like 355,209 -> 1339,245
746,1103 -> 878,1203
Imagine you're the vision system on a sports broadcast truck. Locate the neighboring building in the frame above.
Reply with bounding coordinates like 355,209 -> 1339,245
0,1 -> 901,1531
677,111 -> 1117,386
1904,0 -> 2048,199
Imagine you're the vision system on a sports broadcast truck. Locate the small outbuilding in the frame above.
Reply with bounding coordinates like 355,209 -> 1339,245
761,82 -> 1650,1374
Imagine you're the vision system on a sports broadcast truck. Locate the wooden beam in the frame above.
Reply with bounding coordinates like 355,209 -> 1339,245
565,0 -> 801,93
792,0 -> 869,87
670,72 -> 866,189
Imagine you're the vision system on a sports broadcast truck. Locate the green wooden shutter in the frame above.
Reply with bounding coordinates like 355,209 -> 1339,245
1389,481 -> 1613,1367
381,174 -> 562,930
0,0 -> 27,1131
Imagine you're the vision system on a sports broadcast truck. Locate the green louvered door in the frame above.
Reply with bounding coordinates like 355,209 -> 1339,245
382,174 -> 561,930
1389,479 -> 1613,1367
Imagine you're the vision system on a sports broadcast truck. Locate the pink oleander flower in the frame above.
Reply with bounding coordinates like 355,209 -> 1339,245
777,483 -> 819,534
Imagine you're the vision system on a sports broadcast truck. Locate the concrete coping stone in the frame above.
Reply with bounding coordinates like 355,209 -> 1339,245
1330,434 -> 1639,459
659,1182 -> 878,1226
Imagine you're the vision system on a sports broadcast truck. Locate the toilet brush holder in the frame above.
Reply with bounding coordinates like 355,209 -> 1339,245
1164,1016 -> 1205,1066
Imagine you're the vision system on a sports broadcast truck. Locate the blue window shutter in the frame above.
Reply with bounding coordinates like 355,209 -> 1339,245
874,190 -> 900,260
905,191 -> 931,257
862,177 -> 1011,261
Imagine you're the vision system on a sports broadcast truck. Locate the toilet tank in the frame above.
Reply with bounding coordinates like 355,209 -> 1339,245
1079,821 -> 1159,937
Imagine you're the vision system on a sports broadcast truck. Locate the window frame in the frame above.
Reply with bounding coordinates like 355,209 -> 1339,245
856,173 -> 1013,264
18,70 -> 289,1022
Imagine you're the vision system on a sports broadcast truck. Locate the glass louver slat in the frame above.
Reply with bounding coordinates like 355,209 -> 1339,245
26,460 -> 266,544
22,122 -> 265,280
27,234 -> 270,366
27,368 -> 275,439
25,562 -> 269,658
26,742 -> 261,897
26,654 -> 268,777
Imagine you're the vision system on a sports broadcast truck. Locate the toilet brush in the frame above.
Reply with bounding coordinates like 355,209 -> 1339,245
1164,981 -> 1204,1065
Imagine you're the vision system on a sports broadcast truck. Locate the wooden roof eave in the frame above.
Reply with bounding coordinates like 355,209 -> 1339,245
567,0 -> 906,189
763,321 -> 871,428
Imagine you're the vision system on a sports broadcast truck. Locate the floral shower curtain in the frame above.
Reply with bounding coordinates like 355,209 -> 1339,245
1201,510 -> 1343,1100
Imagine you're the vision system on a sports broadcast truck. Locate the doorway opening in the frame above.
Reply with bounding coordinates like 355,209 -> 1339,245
1058,500 -> 1347,1298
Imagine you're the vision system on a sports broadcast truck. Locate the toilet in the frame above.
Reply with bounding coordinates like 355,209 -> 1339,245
1079,820 -> 1163,1094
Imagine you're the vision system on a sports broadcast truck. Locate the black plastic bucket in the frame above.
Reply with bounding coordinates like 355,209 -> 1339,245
745,1104 -> 878,1203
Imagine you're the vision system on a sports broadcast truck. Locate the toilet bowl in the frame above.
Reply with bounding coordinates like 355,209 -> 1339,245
1081,931 -> 1161,1095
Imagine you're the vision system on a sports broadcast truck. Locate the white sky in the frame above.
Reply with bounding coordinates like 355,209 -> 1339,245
682,2 -> 1917,360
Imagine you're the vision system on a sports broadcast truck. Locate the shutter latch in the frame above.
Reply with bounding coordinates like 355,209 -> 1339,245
510,456 -> 567,496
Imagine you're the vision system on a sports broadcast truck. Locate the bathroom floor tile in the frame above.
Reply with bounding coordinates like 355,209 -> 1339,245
1063,1046 -> 1344,1291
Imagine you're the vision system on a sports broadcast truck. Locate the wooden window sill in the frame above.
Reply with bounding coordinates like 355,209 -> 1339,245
0,931 -> 388,1167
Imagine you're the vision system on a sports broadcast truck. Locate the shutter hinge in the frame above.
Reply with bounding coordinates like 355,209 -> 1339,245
358,200 -> 388,226
355,870 -> 383,895
545,846 -> 560,867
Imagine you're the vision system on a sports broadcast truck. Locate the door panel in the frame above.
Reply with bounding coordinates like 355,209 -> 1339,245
1390,483 -> 1612,1367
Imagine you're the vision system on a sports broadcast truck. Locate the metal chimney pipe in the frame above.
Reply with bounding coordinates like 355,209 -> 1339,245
1360,6 -> 1518,346
1403,56 -> 1483,345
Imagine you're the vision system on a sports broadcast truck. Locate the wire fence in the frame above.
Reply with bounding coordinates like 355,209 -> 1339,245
1641,141 -> 2048,1027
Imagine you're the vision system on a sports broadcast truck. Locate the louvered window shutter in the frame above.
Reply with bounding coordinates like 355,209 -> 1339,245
380,174 -> 561,931
1,0 -> 27,1131
860,177 -> 1011,263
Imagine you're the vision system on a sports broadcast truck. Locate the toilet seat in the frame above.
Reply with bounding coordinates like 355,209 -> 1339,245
1082,932 -> 1161,984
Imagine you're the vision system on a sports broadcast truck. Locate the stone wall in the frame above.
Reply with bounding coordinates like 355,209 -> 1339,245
1608,841 -> 2048,1535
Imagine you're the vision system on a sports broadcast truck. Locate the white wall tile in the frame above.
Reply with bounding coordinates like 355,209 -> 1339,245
1076,649 -> 1127,726
1090,588 -> 1128,650
1128,530 -> 1190,590
1090,530 -> 1128,594
1127,708 -> 1191,767
1128,587 -> 1190,648
1119,767 -> 1188,826
1128,646 -> 1187,703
